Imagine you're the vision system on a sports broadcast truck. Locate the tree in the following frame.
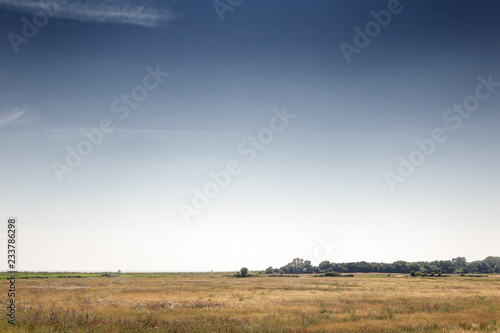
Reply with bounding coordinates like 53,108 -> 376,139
408,262 -> 421,273
319,261 -> 331,272
281,258 -> 306,274
303,260 -> 314,273
357,261 -> 373,272
428,263 -> 442,274
291,258 -> 305,274
257,256 -> 496,276
393,261 -> 410,273
452,257 -> 467,269
434,260 -> 454,274
240,267 -> 248,277
485,256 -> 500,271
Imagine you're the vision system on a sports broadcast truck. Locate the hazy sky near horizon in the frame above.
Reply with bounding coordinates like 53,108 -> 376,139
1,0 -> 499,272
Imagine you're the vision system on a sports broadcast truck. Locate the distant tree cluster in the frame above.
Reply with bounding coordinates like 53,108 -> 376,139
235,267 -> 249,278
264,256 -> 500,275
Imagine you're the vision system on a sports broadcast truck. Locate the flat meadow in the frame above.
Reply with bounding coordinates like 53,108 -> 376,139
0,272 -> 499,332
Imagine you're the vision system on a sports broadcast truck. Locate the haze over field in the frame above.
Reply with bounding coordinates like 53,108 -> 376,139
1,0 -> 499,272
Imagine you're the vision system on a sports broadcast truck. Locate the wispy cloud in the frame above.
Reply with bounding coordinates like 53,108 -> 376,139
0,107 -> 28,128
0,0 -> 174,27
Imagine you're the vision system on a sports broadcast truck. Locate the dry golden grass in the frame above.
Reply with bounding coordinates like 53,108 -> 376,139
1,273 -> 499,332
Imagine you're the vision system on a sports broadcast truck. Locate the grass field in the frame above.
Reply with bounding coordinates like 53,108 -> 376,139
1,272 -> 499,332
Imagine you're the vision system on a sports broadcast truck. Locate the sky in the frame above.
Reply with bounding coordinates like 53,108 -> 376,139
0,0 -> 499,272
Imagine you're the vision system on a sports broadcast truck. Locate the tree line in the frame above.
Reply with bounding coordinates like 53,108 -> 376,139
264,257 -> 500,275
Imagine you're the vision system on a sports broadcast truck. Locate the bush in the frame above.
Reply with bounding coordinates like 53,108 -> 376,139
325,271 -> 341,277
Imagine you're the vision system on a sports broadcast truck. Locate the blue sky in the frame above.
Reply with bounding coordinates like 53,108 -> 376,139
1,0 -> 499,272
